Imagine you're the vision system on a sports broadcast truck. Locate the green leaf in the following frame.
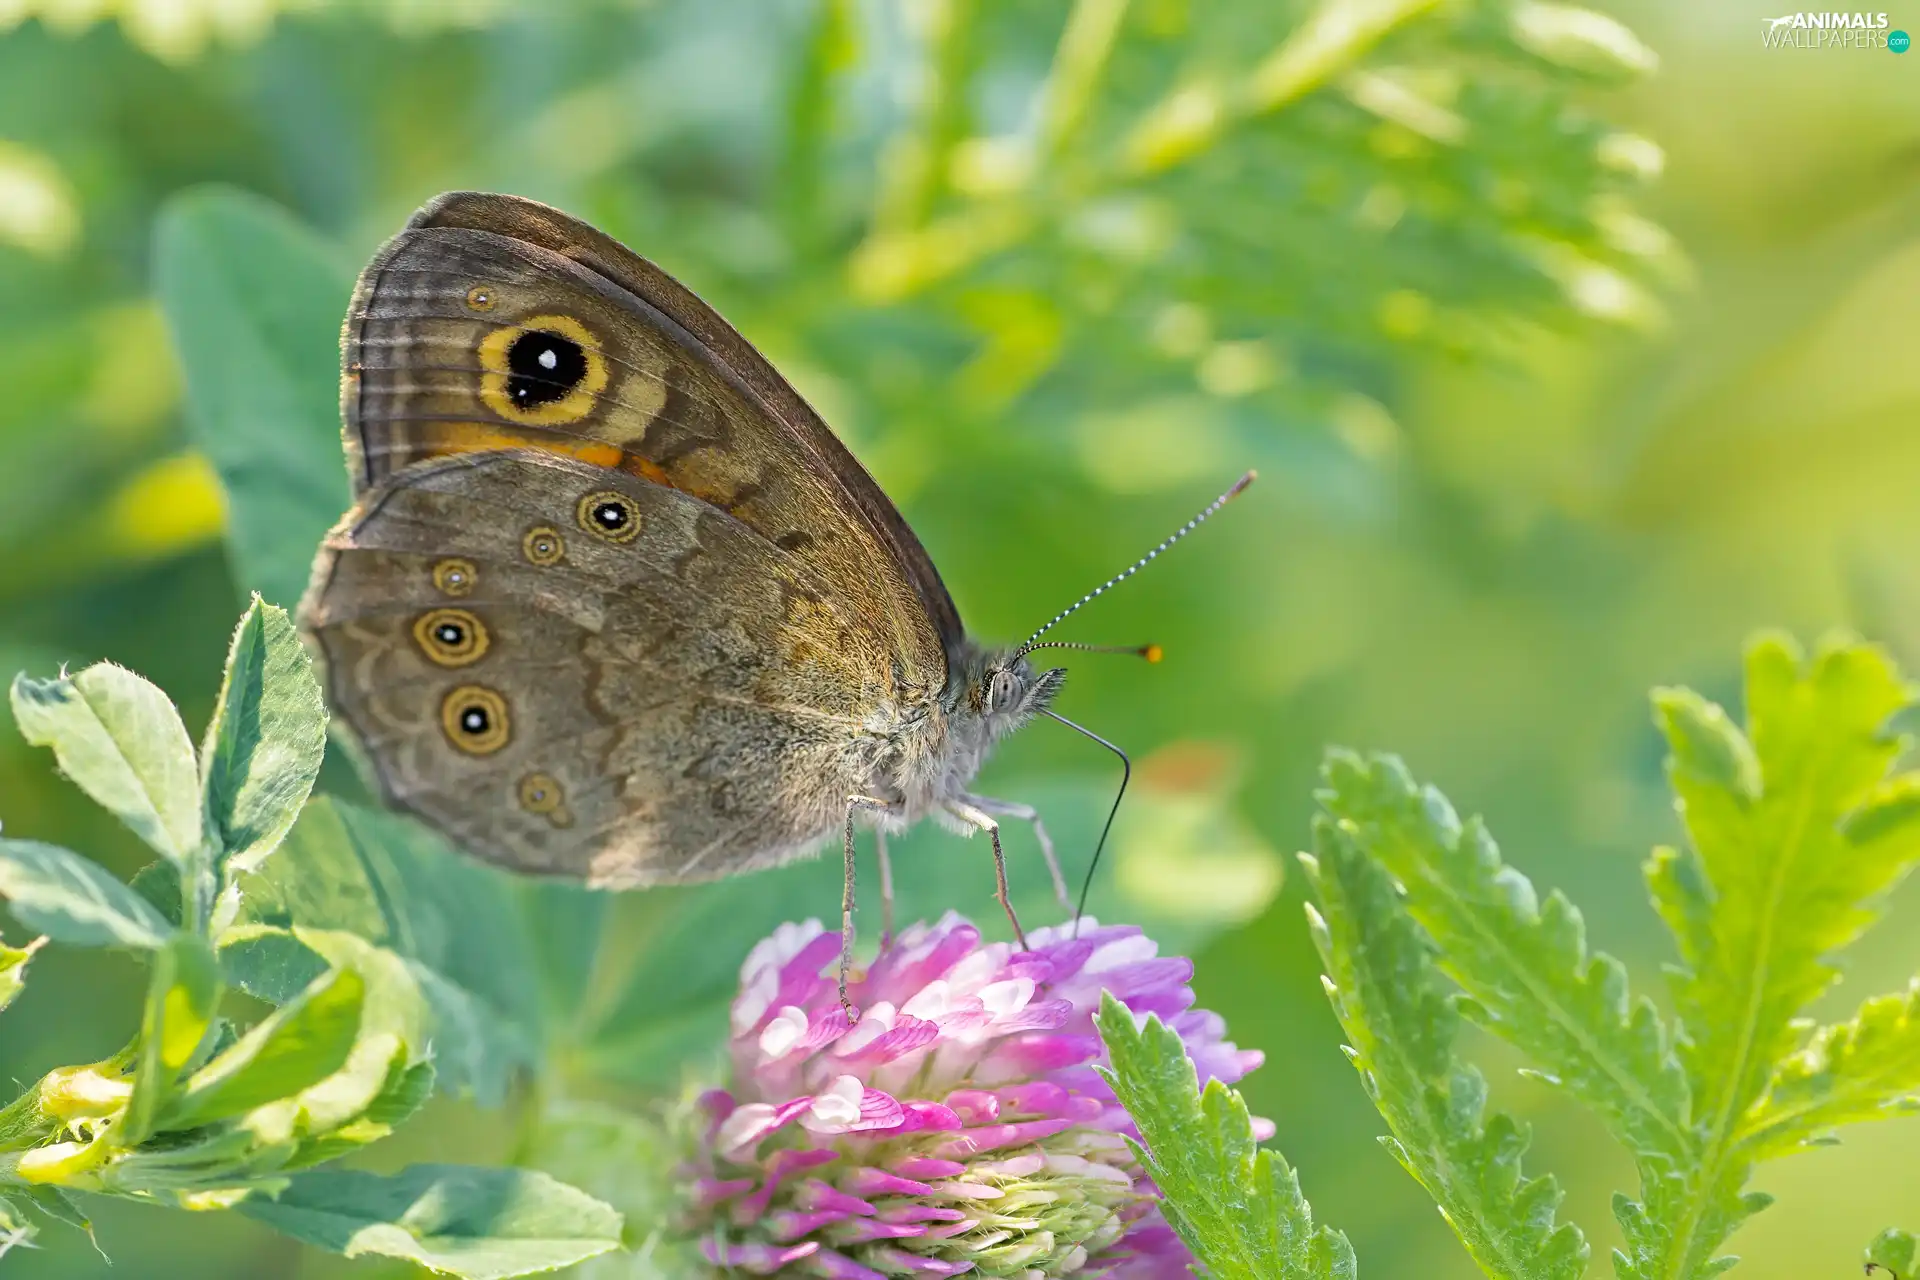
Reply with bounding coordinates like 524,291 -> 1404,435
11,664 -> 203,868
1656,637 -> 1920,1114
1868,1229 -> 1917,1278
0,838 -> 173,948
166,966 -> 364,1130
1094,992 -> 1355,1280
519,1098 -> 702,1280
0,934 -> 43,1013
0,1193 -> 32,1259
1315,751 -> 1692,1164
201,596 -> 327,877
1303,768 -> 1589,1280
237,1164 -> 625,1280
122,932 -> 222,1144
236,798 -> 541,1100
154,187 -> 352,610
218,922 -> 525,1107
1738,982 -> 1920,1158
1635,635 -> 1920,1279
0,1185 -> 90,1260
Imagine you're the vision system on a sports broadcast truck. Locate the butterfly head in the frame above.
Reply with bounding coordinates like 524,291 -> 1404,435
964,649 -> 1066,738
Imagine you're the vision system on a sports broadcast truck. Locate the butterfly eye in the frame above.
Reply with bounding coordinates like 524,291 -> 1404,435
988,670 -> 1020,713
441,686 -> 510,755
577,491 -> 642,543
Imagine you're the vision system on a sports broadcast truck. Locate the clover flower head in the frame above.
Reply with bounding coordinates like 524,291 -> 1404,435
684,913 -> 1265,1278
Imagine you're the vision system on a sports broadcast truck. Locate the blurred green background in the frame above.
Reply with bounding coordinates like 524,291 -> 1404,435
2,0 -> 1918,1275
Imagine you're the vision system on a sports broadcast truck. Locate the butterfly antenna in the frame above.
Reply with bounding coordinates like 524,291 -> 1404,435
1014,470 -> 1256,660
1039,709 -> 1131,940
1020,641 -> 1163,663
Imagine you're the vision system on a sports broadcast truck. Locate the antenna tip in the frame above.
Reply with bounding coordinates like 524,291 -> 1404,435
1230,469 -> 1257,495
1143,644 -> 1163,664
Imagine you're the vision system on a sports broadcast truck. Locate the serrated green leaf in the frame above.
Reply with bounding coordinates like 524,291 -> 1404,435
154,187 -> 351,610
166,966 -> 363,1130
1304,769 -> 1589,1280
237,1164 -> 624,1280
1868,1229 -> 1917,1277
1094,992 -> 1354,1280
1316,751 -> 1692,1163
1634,635 -> 1920,1280
11,665 -> 203,869
0,933 -> 43,1013
1657,637 -> 1920,1116
1738,982 -> 1920,1158
200,596 -> 327,877
122,932 -> 222,1145
0,839 -> 172,948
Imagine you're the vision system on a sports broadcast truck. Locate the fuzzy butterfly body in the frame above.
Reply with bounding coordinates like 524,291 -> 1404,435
301,192 -> 1062,892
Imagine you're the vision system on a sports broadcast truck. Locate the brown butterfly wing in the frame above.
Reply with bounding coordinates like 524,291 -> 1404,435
305,191 -> 965,882
304,448 -> 876,886
344,191 -> 961,692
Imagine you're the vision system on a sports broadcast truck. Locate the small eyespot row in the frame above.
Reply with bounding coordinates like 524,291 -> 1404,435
412,607 -> 489,668
441,685 -> 510,755
523,525 -> 565,566
433,558 -> 477,596
577,490 -> 641,542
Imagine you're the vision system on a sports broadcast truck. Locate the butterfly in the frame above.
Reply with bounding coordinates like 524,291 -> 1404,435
298,192 -> 1250,1005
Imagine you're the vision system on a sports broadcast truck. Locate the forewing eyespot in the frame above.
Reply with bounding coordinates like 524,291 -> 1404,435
476,313 -> 608,426
432,558 -> 477,596
412,607 -> 489,667
523,526 -> 566,566
465,285 -> 498,312
577,490 -> 641,543
441,686 -> 510,755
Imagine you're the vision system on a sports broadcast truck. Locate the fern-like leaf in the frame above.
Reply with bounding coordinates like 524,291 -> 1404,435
1633,634 -> 1920,1280
1096,994 -> 1356,1280
1738,982 -> 1920,1158
1303,785 -> 1589,1280
1316,751 -> 1692,1162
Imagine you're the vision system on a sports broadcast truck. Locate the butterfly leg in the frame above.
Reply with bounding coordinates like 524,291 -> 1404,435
875,827 -> 895,949
967,796 -> 1072,915
841,794 -> 891,1020
945,800 -> 1031,952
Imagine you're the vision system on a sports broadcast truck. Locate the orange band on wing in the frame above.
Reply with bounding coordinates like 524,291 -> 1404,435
418,425 -> 687,500
424,425 -> 623,470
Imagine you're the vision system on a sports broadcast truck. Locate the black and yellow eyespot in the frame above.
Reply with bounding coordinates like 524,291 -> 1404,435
577,490 -> 641,542
441,685 -> 510,755
412,608 -> 489,667
465,285 -> 498,312
477,313 -> 608,426
432,558 -> 477,597
522,526 -> 565,566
